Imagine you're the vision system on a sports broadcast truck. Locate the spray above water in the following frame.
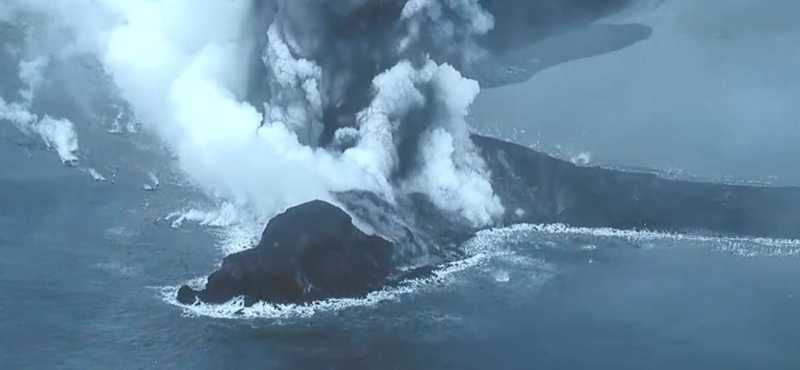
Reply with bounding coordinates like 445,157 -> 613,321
0,55 -> 80,165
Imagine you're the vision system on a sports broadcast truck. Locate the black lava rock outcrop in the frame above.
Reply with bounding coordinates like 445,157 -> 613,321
177,200 -> 394,306
472,134 -> 800,240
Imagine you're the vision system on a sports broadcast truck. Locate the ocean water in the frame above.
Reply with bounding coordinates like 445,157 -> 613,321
2,119 -> 800,369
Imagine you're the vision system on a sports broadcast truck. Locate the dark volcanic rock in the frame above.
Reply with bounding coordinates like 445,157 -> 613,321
336,191 -> 477,262
472,134 -> 800,240
176,285 -> 198,305
181,200 -> 395,306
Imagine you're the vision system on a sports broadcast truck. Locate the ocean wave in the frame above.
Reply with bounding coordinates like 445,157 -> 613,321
164,203 -> 242,229
158,252 -> 491,320
475,223 -> 800,258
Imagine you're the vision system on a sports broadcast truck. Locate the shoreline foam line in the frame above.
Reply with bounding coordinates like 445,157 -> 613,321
157,222 -> 800,319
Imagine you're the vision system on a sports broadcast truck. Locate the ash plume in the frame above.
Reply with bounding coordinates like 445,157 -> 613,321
228,0 -> 506,225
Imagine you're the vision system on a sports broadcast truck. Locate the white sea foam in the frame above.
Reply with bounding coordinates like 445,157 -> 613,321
156,219 -> 800,320
493,269 -> 510,282
159,251 -> 491,320
164,202 -> 242,229
476,223 -> 800,257
87,168 -> 106,181
157,220 -> 568,320
143,171 -> 160,191
570,151 -> 592,165
214,222 -> 262,256
96,261 -> 139,278
155,221 -> 539,320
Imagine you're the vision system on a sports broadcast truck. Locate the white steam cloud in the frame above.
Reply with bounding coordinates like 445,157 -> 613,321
2,0 -> 503,226
402,64 -> 502,225
99,0 -> 381,214
0,98 -> 36,128
1,52 -> 80,164
400,0 -> 495,63
0,96 -> 80,164
32,116 -> 79,163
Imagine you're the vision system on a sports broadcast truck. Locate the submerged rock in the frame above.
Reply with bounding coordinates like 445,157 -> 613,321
178,200 -> 395,306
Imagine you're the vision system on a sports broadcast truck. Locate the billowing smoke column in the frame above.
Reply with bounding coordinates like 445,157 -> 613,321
253,0 -> 494,145
249,0 -> 503,225
1,0 -> 504,226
